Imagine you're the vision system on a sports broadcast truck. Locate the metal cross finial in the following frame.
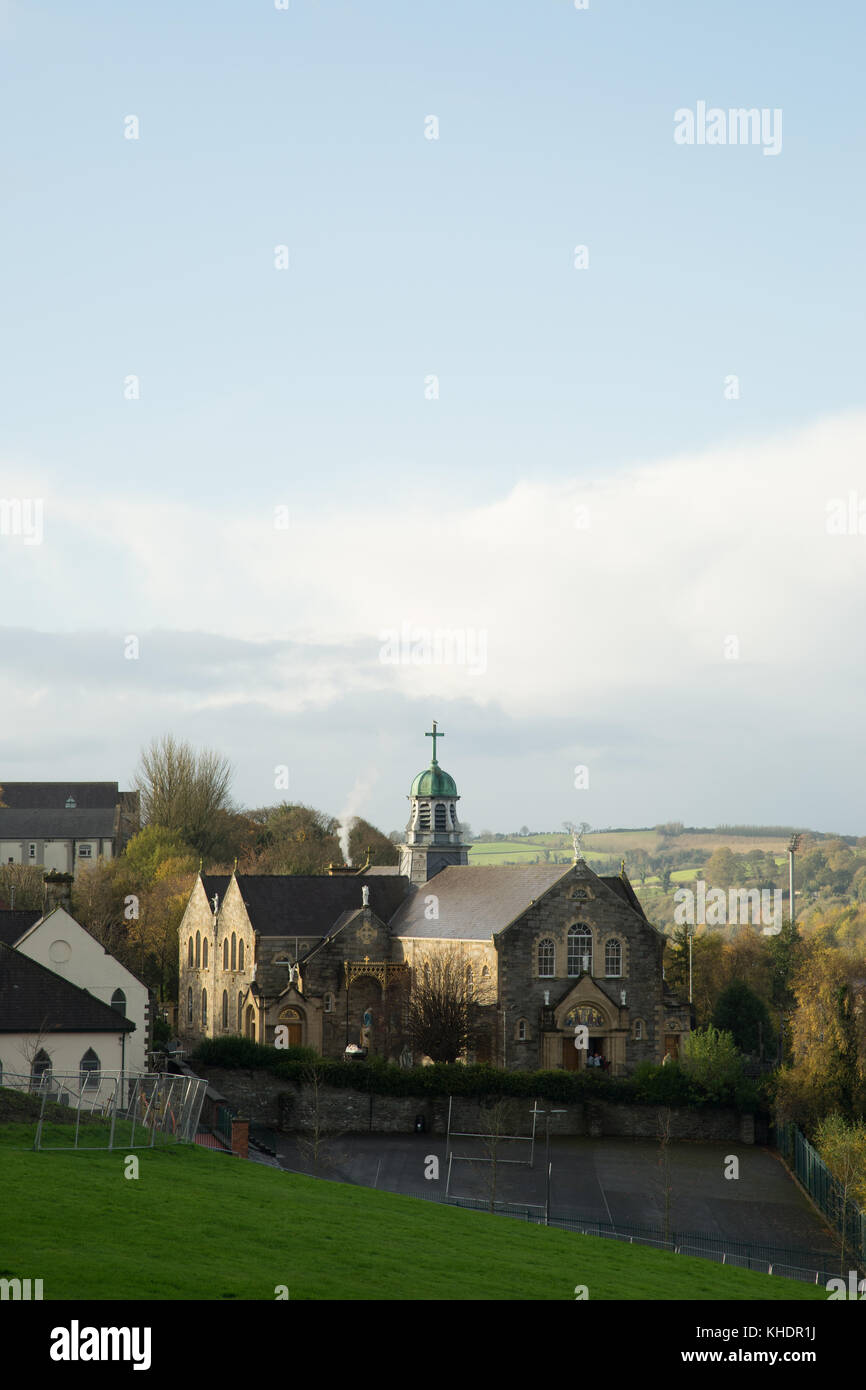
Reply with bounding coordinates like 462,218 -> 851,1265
425,720 -> 444,762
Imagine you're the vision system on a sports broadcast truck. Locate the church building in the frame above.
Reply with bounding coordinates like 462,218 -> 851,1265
177,724 -> 690,1071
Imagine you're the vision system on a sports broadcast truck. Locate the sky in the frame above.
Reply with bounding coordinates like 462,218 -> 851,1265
1,1 -> 864,837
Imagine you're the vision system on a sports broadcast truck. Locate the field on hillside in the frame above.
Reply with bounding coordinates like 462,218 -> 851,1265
0,1127 -> 825,1302
470,830 -> 791,868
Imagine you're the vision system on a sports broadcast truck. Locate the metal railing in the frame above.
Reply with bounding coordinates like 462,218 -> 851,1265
2,1072 -> 207,1151
401,1189 -> 842,1285
776,1121 -> 866,1270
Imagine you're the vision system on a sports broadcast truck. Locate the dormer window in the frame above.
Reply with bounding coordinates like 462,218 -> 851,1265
65,796 -> 76,809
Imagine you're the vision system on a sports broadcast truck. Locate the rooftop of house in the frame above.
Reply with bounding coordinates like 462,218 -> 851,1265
0,941 -> 137,1034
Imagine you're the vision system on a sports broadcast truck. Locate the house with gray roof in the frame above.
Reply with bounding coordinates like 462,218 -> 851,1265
0,782 -> 140,877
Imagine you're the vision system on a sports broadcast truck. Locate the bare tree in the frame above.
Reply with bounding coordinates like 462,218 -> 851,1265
134,735 -> 235,859
407,948 -> 493,1063
477,1098 -> 513,1213
292,1061 -> 347,1176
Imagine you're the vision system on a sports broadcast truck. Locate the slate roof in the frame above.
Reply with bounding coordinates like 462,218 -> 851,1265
0,808 -> 117,838
0,942 -> 136,1034
0,909 -> 43,946
201,873 -> 411,937
0,782 -> 121,809
390,864 -> 573,940
600,875 -> 649,920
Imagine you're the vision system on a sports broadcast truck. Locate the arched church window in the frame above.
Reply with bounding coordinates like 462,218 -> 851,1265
537,939 -> 555,977
465,963 -> 474,990
222,990 -> 228,1028
31,1049 -> 51,1089
434,803 -> 447,830
604,939 -> 622,977
324,993 -> 335,1013
231,933 -> 236,970
223,939 -> 228,969
195,932 -> 201,968
188,938 -> 194,967
111,988 -> 126,1017
568,925 -> 592,977
188,988 -> 193,1024
419,804 -> 431,830
201,989 -> 207,1028
202,937 -> 208,969
237,992 -> 243,1031
238,939 -> 244,971
517,1018 -> 528,1041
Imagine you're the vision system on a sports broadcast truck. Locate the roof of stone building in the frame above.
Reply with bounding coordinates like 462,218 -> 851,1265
364,865 -> 401,875
0,909 -> 43,945
390,864 -> 574,940
600,874 -> 649,920
0,808 -> 118,838
200,873 -> 411,937
0,782 -> 123,809
0,942 -> 136,1033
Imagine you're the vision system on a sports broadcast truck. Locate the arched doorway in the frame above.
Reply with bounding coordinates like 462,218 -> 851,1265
563,1005 -> 608,1070
278,1006 -> 303,1047
245,1005 -> 256,1042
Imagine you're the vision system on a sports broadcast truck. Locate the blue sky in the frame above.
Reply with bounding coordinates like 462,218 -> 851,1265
1,1 -> 865,836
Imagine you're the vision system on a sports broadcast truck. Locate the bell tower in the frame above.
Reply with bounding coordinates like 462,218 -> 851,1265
398,721 -> 470,885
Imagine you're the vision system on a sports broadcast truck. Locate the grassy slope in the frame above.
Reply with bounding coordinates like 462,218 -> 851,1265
0,1135 -> 824,1302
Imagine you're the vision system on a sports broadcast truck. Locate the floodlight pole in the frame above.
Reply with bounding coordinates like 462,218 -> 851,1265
788,834 -> 802,926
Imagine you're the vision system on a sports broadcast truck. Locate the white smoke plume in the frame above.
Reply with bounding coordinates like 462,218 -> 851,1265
337,770 -> 378,866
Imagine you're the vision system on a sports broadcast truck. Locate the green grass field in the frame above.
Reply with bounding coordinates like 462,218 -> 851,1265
0,1130 -> 825,1301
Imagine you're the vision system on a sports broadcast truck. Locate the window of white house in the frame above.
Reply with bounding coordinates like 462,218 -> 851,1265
78,844 -> 92,858
80,1048 -> 100,1089
604,939 -> 622,977
568,925 -> 592,976
111,989 -> 126,1017
28,844 -> 36,859
537,938 -> 555,977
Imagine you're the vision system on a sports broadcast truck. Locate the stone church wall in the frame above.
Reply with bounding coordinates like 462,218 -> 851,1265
193,1065 -> 752,1143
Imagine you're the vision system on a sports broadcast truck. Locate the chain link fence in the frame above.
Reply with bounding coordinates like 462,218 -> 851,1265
2,1072 -> 207,1150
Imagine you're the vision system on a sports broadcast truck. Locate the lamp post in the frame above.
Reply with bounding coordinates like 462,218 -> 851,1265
788,834 -> 802,926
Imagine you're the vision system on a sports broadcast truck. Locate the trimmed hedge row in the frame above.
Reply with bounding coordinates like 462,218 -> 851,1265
189,1037 -> 762,1111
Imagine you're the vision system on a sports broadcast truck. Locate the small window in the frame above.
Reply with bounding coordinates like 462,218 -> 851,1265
187,987 -> 193,1024
231,933 -> 237,970
222,990 -> 229,1028
31,1049 -> 52,1089
537,939 -> 555,977
202,937 -> 208,969
28,843 -> 36,859
111,988 -> 126,1017
80,1048 -> 100,1089
324,993 -> 335,1014
517,1018 -> 528,1041
78,844 -> 92,858
605,939 -> 622,977
201,989 -> 208,1027
634,1019 -> 643,1041
223,939 -> 228,970
188,938 -> 194,967
238,939 -> 244,971
237,992 -> 243,1031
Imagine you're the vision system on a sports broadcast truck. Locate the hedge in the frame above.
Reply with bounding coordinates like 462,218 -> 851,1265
189,1037 -> 762,1110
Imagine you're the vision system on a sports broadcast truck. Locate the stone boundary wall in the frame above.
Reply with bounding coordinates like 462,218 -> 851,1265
193,1065 -> 754,1144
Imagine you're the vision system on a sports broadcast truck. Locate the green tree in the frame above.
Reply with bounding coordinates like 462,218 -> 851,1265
712,980 -> 773,1056
703,847 -> 738,889
679,1026 -> 744,1101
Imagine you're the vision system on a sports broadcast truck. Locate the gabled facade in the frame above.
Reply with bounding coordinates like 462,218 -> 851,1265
7,905 -> 150,1074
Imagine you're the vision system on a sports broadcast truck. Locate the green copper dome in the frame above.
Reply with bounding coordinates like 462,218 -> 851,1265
411,764 -> 458,798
